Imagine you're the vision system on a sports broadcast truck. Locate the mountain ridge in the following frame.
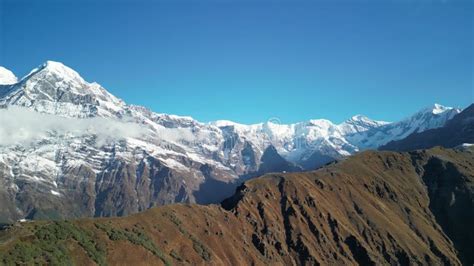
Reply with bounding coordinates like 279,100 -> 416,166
1,147 -> 472,265
380,103 -> 474,151
0,61 -> 464,222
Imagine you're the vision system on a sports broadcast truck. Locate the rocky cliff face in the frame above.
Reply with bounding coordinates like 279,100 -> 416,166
1,147 -> 472,265
414,149 -> 474,265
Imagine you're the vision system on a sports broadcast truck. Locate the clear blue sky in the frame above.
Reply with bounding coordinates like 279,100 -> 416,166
0,0 -> 472,124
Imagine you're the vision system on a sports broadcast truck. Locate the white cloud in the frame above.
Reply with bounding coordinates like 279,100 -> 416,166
0,106 -> 145,146
154,126 -> 209,144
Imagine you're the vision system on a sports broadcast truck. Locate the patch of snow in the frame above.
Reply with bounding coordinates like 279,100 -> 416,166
431,103 -> 451,115
0,66 -> 18,85
161,158 -> 189,172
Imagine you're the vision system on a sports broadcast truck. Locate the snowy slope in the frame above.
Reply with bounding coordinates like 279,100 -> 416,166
0,61 -> 127,118
346,104 -> 460,149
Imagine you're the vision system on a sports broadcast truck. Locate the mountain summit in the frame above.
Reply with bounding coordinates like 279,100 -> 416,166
425,103 -> 455,114
381,103 -> 474,151
0,61 -> 126,118
26,60 -> 87,84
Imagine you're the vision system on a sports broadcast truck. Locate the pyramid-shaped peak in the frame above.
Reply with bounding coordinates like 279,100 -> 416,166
431,103 -> 451,114
0,61 -> 126,118
418,103 -> 456,115
18,60 -> 86,85
35,60 -> 85,82
42,60 -> 71,70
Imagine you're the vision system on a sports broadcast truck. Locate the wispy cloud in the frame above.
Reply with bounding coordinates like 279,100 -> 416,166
0,106 -> 145,146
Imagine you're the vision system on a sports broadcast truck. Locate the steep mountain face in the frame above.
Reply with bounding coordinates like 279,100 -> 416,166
0,61 -> 127,118
1,147 -> 472,265
380,104 -> 474,151
417,151 -> 474,265
0,61 -> 462,222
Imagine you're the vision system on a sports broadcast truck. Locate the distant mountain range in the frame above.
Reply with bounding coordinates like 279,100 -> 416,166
0,61 -> 466,222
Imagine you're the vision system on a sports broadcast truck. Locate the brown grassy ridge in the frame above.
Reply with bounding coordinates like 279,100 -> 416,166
0,146 -> 472,265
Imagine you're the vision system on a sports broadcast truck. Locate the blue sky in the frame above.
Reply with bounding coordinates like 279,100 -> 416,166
0,0 -> 472,124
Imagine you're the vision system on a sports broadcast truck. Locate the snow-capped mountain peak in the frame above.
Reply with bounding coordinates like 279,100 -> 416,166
349,114 -> 374,123
403,104 -> 460,130
18,60 -> 87,88
424,103 -> 455,115
38,60 -> 84,82
0,61 -> 126,118
346,104 -> 461,149
308,119 -> 333,127
0,66 -> 18,85
211,120 -> 243,128
22,60 -> 94,94
344,114 -> 389,126
338,115 -> 389,135
18,61 -> 122,101
350,114 -> 367,120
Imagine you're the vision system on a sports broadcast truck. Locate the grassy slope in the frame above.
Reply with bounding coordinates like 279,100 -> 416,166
0,147 -> 472,265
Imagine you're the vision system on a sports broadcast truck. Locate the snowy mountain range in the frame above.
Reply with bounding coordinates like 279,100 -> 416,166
0,61 -> 462,222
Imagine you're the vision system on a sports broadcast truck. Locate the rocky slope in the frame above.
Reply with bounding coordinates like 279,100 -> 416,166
381,103 -> 474,151
0,61 -> 462,222
1,147 -> 472,265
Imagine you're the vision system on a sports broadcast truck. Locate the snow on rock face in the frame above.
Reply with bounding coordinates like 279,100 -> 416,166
0,66 -> 18,85
212,115 -> 390,161
30,61 -> 86,84
346,104 -> 461,149
338,115 -> 390,135
429,103 -> 452,115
